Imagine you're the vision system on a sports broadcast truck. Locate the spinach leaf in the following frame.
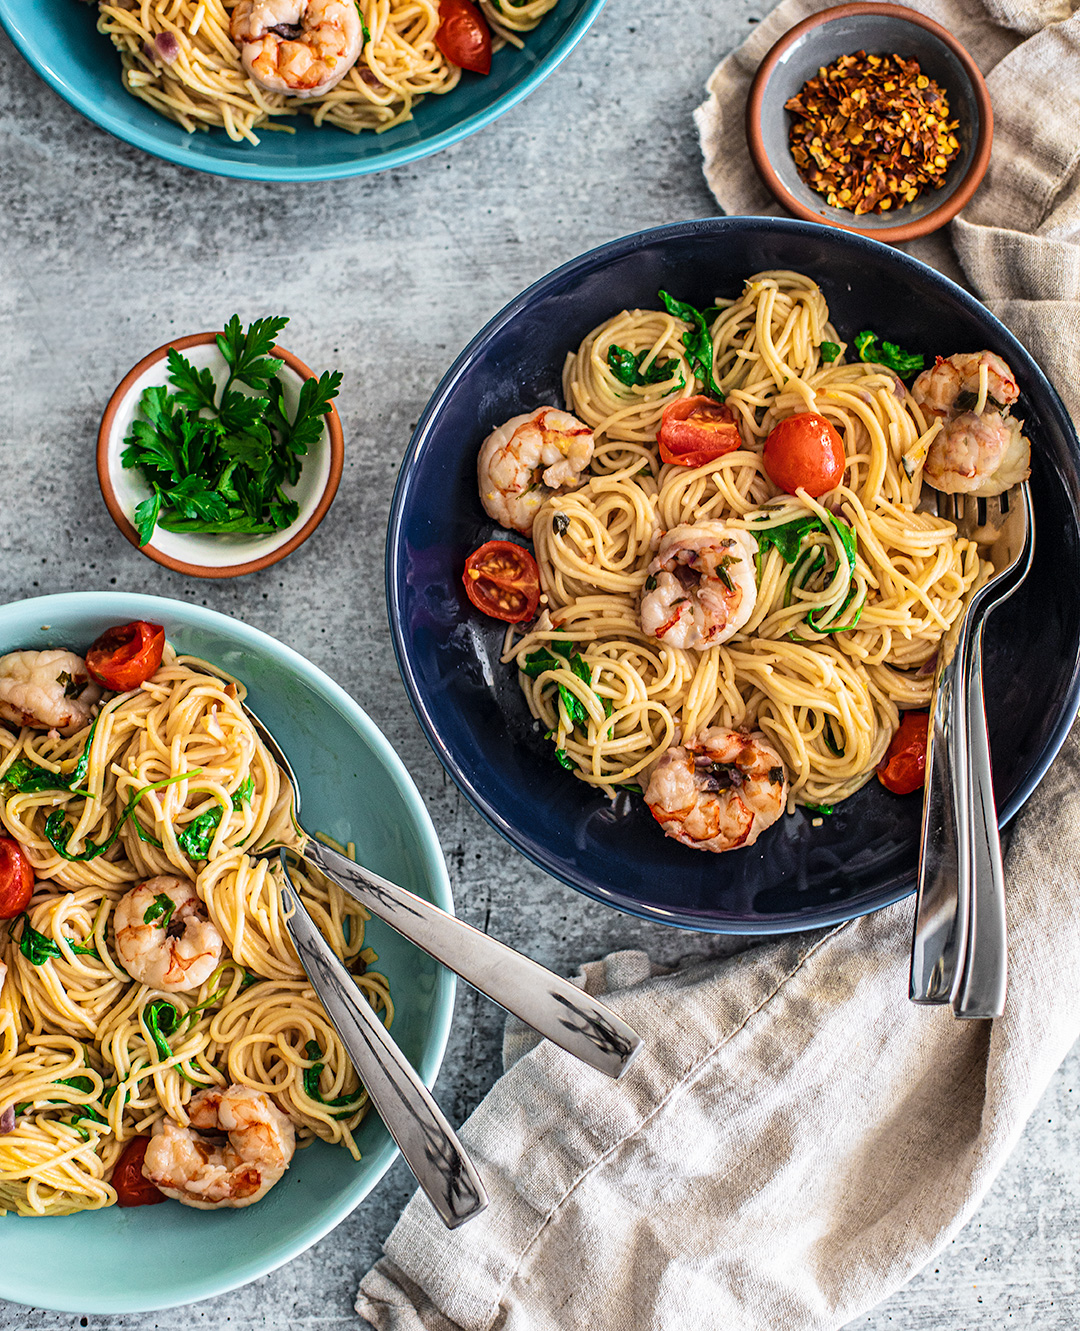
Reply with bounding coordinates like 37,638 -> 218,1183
803,802 -> 835,816
819,341 -> 841,363
43,769 -> 197,862
232,776 -> 254,809
853,330 -> 924,380
606,344 -> 681,388
144,999 -> 181,1062
658,291 -> 724,399
753,516 -> 822,565
303,1040 -> 366,1119
142,892 -> 176,929
354,1 -> 371,43
8,914 -> 61,965
1,716 -> 100,796
177,805 -> 224,860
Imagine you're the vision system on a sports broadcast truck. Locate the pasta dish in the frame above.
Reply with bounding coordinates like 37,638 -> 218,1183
464,271 -> 1031,853
95,0 -> 560,143
0,622 -> 390,1216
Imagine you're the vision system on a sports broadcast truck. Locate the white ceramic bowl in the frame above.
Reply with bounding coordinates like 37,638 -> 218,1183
97,332 -> 344,578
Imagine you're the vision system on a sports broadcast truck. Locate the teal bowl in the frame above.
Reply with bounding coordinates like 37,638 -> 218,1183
0,592 -> 454,1313
0,0 -> 606,181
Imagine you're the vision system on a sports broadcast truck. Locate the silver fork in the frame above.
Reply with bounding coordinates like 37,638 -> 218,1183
243,703 -> 642,1078
910,481 -> 1034,1017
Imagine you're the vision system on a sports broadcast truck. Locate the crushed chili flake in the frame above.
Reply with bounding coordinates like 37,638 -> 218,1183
784,51 -> 962,216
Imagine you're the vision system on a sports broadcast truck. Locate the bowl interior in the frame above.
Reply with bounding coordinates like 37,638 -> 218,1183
0,592 -> 453,1313
103,341 -> 334,570
387,217 -> 1080,934
0,0 -> 605,181
757,12 -> 980,229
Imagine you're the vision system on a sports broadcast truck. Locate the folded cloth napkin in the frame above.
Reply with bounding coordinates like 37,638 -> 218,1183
357,4 -> 1080,1327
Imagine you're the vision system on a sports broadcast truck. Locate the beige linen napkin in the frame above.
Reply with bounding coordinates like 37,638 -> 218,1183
357,5 -> 1080,1327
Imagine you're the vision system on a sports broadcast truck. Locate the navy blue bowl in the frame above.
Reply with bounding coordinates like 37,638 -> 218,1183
387,217 -> 1080,934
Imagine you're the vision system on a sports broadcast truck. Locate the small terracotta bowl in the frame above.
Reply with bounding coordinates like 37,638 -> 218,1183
98,332 -> 344,579
746,2 -> 993,243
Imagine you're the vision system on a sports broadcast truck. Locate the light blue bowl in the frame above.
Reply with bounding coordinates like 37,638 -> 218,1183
0,592 -> 454,1313
0,0 -> 606,181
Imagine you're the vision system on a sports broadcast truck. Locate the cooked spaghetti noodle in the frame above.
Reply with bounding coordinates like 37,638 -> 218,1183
503,271 -> 986,808
0,647 -> 391,1217
96,0 -> 559,144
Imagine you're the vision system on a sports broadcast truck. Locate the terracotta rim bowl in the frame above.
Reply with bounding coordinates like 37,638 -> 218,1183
745,2 -> 993,243
97,332 -> 344,579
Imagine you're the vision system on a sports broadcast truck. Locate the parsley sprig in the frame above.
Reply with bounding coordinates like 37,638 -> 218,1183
122,316 -> 342,546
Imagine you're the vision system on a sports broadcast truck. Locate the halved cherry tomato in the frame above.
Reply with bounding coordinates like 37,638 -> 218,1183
85,621 -> 165,692
436,0 -> 492,74
111,1136 -> 166,1208
877,710 -> 930,795
463,541 -> 540,623
0,837 -> 34,920
763,412 -> 846,497
658,396 -> 742,468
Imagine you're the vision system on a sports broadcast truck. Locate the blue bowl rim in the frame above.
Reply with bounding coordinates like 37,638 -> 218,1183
0,590 -> 455,1313
385,214 -> 1080,936
0,0 -> 608,182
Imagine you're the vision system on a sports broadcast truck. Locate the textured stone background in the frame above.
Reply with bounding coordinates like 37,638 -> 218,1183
1,0 -> 1079,1326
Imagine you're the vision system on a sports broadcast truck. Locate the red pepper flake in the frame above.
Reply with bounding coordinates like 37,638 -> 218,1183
785,51 -> 962,216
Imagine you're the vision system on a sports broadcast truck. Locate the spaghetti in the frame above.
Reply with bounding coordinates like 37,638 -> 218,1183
96,0 -> 559,144
501,271 -> 986,812
0,646 -> 391,1217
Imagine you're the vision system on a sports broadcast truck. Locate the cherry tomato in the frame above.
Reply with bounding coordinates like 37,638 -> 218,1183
85,621 -> 165,692
763,412 -> 846,497
436,0 -> 492,74
111,1136 -> 167,1208
463,541 -> 540,623
877,710 -> 930,795
657,396 -> 743,468
0,837 -> 34,920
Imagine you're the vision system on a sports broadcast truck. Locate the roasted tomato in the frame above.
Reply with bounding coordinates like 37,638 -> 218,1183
85,621 -> 165,692
111,1136 -> 167,1208
658,396 -> 742,468
763,412 -> 846,497
0,837 -> 34,920
463,541 -> 541,623
435,0 -> 492,74
877,710 -> 930,795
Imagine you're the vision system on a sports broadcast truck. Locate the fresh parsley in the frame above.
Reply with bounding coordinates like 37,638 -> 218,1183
658,291 -> 724,399
122,316 -> 342,546
852,330 -> 924,380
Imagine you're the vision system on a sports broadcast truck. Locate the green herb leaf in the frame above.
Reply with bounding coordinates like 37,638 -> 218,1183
44,768 -> 199,862
606,344 -> 681,388
354,0 -> 371,43
658,290 -> 724,399
819,341 -> 841,363
754,516 -> 822,565
554,748 -> 574,770
232,776 -> 254,809
9,914 -> 62,966
803,802 -> 834,816
618,782 -> 643,795
853,330 -> 924,380
144,999 -> 181,1062
142,892 -> 177,929
177,805 -> 224,860
303,1040 -> 366,1118
166,348 -> 218,412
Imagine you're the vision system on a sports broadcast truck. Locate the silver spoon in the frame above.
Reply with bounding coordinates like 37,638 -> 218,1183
244,702 -> 642,1081
276,849 -> 488,1228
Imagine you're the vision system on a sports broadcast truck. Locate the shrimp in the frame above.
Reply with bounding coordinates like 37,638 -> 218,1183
639,522 -> 758,649
477,408 -> 595,536
113,877 -> 224,993
644,728 -> 788,853
911,351 -> 1019,418
230,0 -> 364,98
141,1085 -> 296,1209
911,351 -> 1030,496
0,650 -> 101,733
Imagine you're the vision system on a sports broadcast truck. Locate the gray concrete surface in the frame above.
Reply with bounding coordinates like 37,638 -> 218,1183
1,1 -> 1079,1326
